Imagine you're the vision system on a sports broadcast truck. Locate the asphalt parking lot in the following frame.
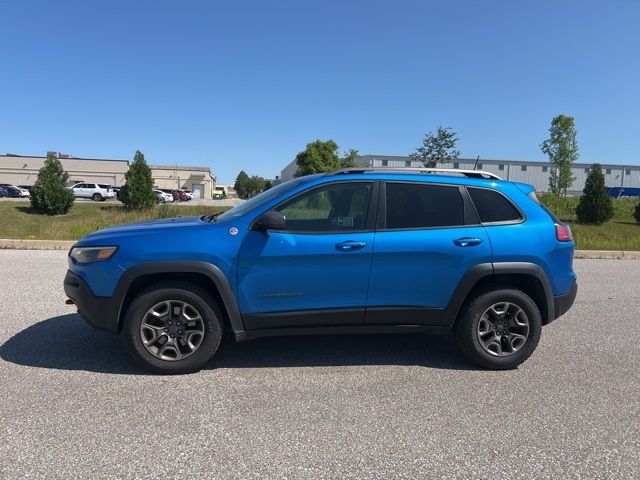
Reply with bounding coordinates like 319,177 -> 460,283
0,251 -> 638,479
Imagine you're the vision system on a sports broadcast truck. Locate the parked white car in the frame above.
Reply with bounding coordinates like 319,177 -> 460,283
182,190 -> 194,200
68,183 -> 115,201
0,184 -> 30,197
154,189 -> 174,203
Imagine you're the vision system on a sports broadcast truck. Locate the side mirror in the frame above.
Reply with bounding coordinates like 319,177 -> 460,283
254,210 -> 286,231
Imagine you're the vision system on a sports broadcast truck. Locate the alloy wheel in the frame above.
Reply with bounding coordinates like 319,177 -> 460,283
476,302 -> 530,357
140,300 -> 206,361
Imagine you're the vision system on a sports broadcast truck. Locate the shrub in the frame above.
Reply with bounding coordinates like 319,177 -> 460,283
30,153 -> 75,215
575,163 -> 614,225
121,150 -> 156,210
635,201 -> 640,224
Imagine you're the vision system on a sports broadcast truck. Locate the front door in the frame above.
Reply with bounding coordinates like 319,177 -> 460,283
237,181 -> 376,329
365,181 -> 492,325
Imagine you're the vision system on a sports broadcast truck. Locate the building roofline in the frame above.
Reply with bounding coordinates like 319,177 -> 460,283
357,155 -> 640,169
1,153 -> 130,163
149,164 -> 213,172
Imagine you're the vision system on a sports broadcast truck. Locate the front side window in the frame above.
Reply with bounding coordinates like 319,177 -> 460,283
385,183 -> 464,229
276,182 -> 372,232
468,187 -> 522,223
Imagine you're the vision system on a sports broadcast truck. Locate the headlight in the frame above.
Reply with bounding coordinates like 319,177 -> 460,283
69,246 -> 118,263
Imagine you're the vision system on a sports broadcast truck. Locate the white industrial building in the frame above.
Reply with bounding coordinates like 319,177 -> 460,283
278,154 -> 640,194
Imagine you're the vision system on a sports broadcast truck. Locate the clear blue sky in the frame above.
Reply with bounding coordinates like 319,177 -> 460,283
1,0 -> 639,183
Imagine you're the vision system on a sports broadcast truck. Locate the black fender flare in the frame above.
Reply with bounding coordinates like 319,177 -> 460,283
112,261 -> 243,334
442,262 -> 554,325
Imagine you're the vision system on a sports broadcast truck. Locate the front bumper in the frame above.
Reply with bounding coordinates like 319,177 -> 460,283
553,280 -> 578,321
64,270 -> 119,333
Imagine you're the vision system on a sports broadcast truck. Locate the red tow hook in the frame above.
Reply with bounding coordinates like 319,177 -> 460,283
65,299 -> 75,305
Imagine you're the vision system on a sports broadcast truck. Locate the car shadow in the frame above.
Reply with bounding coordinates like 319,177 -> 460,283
0,314 -> 477,375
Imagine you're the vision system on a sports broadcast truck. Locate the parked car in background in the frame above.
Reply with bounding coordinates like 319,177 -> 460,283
64,167 -> 577,374
17,185 -> 35,196
0,184 -> 30,197
160,189 -> 180,202
182,190 -> 194,201
68,183 -> 115,201
0,186 -> 8,197
154,189 -> 174,203
112,187 -> 122,200
176,189 -> 187,202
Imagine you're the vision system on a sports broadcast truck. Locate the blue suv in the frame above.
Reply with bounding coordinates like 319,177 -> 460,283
64,168 -> 577,373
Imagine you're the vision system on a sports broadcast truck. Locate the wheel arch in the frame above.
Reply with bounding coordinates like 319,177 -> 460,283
444,262 -> 555,326
113,261 -> 243,335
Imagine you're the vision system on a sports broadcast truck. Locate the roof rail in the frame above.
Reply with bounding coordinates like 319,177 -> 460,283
327,167 -> 502,180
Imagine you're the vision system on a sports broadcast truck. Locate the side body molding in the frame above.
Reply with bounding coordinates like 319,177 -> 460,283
112,261 -> 243,334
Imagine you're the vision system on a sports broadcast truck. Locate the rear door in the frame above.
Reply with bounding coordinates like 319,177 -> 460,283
237,181 -> 377,329
73,183 -> 88,197
365,181 -> 492,325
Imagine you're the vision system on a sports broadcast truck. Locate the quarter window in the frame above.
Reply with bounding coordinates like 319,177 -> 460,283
276,182 -> 372,232
385,183 -> 464,229
468,188 -> 522,223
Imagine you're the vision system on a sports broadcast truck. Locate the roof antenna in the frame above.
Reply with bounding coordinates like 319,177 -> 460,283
473,155 -> 480,170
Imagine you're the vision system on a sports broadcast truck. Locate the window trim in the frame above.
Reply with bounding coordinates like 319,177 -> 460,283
466,186 -> 526,226
376,181 -> 480,232
250,180 -> 379,234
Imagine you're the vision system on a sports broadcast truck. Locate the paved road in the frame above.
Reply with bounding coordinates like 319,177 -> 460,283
1,251 -> 638,479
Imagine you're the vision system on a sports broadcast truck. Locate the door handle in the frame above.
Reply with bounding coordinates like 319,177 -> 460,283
453,237 -> 483,247
335,240 -> 367,251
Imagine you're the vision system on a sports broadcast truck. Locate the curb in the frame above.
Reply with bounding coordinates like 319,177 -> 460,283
0,239 -> 75,250
574,250 -> 640,260
1,239 -> 639,259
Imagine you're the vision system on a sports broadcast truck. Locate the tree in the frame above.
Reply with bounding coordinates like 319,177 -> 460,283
541,114 -> 578,197
30,153 -> 75,215
234,170 -> 250,199
575,164 -> 613,225
294,139 -> 341,177
121,150 -> 156,210
409,127 -> 460,167
233,171 -> 271,199
340,148 -> 359,168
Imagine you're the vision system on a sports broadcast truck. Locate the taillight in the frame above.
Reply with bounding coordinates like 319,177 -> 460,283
555,224 -> 573,242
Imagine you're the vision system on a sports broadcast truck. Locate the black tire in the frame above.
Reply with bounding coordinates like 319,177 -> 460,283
92,193 -> 102,201
122,281 -> 223,374
453,288 -> 542,370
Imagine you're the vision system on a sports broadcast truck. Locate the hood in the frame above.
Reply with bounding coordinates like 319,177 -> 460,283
79,216 -> 208,243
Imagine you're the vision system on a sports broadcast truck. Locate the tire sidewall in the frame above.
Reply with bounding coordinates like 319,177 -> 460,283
459,289 -> 542,369
93,193 -> 102,201
123,286 -> 222,374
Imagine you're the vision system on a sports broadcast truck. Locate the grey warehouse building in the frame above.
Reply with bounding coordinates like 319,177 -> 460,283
0,153 -> 217,199
278,155 -> 640,194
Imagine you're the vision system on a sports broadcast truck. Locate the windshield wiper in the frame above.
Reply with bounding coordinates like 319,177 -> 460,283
201,213 -> 220,223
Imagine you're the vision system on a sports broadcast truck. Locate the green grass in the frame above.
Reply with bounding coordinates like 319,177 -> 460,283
0,202 -> 229,241
538,194 -> 640,250
1,195 -> 639,250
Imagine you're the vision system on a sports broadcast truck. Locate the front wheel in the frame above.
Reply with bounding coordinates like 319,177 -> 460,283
453,288 -> 542,370
122,281 -> 223,374
92,193 -> 102,201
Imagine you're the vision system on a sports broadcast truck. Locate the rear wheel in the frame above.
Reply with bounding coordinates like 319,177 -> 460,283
122,281 -> 223,374
454,288 -> 542,369
92,193 -> 102,201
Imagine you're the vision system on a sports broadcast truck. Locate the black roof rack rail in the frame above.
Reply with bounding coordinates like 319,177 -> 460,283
326,167 -> 502,180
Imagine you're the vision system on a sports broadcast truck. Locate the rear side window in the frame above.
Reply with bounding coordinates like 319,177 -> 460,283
98,184 -> 110,189
468,187 -> 522,223
385,183 -> 464,229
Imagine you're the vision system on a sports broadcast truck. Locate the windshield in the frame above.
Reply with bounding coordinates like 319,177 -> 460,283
216,176 -> 316,222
